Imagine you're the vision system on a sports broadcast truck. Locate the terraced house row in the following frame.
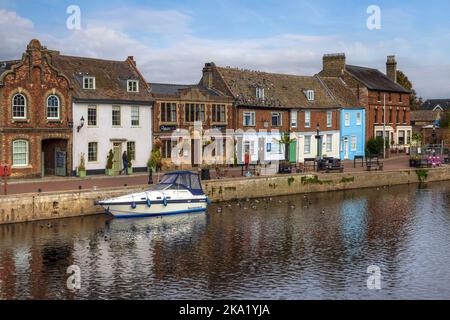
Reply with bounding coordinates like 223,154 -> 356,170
0,40 -> 411,177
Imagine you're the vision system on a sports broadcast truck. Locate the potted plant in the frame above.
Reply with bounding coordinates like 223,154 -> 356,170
127,153 -> 133,175
78,153 -> 86,178
105,149 -> 114,176
147,147 -> 162,184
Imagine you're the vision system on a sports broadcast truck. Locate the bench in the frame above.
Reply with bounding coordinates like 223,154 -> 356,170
366,159 -> 384,171
354,155 -> 364,168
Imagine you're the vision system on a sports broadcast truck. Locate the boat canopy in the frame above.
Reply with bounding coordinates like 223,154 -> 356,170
158,171 -> 204,195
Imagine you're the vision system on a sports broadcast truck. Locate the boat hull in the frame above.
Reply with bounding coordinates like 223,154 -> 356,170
100,201 -> 208,218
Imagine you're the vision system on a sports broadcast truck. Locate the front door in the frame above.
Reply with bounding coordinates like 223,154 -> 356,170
289,141 -> 297,163
55,148 -> 66,176
344,138 -> 349,159
113,143 -> 122,174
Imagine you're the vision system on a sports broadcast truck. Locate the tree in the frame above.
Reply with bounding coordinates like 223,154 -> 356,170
277,132 -> 296,162
396,70 -> 423,110
366,137 -> 384,156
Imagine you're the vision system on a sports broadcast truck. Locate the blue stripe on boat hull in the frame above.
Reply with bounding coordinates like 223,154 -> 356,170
111,207 -> 207,219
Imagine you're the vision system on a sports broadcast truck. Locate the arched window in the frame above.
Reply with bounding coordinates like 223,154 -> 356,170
12,140 -> 29,167
47,95 -> 60,119
12,94 -> 27,119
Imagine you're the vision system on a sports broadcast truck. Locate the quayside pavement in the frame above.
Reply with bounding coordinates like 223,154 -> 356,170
3,155 -> 412,196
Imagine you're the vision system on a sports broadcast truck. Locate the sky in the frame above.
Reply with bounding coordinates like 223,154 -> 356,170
0,0 -> 449,99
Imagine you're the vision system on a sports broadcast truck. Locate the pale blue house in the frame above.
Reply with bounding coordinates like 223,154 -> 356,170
340,108 -> 365,160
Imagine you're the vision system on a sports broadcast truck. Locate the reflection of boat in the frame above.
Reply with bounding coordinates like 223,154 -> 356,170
96,171 -> 209,218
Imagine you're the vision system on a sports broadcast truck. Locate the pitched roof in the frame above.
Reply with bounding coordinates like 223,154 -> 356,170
318,76 -> 360,108
50,54 -> 153,104
421,99 -> 450,111
148,83 -> 227,99
411,110 -> 440,122
214,66 -> 340,109
345,65 -> 410,94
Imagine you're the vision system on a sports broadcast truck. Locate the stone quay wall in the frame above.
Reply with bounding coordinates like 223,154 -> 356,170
1,167 -> 449,225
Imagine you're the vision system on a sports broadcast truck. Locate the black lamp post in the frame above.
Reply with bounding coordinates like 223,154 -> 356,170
431,125 -> 437,145
77,116 -> 85,132
315,123 -> 322,171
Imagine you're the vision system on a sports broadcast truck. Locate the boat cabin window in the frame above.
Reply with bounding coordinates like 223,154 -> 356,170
190,175 -> 201,190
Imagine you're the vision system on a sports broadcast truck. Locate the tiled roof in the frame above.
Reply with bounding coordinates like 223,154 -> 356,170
421,99 -> 450,111
215,66 -> 340,109
318,76 -> 360,108
149,83 -> 227,98
411,110 -> 439,122
345,65 -> 410,94
50,54 -> 153,104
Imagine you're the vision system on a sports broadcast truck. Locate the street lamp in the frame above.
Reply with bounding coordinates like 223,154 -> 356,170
315,123 -> 322,171
77,116 -> 85,132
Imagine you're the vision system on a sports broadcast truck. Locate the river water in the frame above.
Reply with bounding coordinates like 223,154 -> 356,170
1,181 -> 450,300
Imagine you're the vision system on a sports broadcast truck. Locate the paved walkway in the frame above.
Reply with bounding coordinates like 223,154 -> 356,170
1,155 -> 412,196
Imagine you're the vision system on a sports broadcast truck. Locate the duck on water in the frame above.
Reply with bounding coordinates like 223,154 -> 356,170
96,171 -> 210,218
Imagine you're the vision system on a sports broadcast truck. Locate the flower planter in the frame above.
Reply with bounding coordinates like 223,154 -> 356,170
127,167 -> 133,175
105,168 -> 114,176
78,170 -> 86,178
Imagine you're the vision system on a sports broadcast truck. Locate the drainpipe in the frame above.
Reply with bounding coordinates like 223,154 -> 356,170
383,94 -> 386,159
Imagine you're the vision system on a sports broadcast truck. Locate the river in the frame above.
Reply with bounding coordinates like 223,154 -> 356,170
1,181 -> 450,299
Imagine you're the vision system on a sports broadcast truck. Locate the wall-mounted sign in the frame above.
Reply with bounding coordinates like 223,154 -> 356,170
160,125 -> 177,132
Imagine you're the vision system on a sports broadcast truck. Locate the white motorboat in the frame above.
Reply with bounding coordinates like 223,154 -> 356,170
96,171 -> 210,218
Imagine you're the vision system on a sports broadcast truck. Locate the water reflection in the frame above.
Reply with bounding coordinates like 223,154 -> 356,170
1,182 -> 450,299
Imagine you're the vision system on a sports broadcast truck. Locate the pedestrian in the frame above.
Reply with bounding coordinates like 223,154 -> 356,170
120,151 -> 128,175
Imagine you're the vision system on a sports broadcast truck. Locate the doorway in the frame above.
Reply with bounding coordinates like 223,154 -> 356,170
113,143 -> 122,174
344,138 -> 349,159
41,139 -> 68,176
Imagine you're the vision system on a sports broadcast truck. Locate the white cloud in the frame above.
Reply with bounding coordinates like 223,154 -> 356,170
0,8 -> 448,99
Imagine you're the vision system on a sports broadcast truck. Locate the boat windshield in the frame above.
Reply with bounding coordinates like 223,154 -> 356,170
146,172 -> 204,195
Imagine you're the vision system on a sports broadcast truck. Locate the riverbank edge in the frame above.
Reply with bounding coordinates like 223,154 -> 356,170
0,167 -> 448,225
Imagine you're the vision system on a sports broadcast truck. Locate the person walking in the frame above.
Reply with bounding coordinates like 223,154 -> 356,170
120,151 -> 128,175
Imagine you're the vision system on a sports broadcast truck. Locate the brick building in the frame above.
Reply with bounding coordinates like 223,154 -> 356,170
0,39 -> 73,178
200,63 -> 351,162
149,81 -> 233,168
319,54 -> 412,150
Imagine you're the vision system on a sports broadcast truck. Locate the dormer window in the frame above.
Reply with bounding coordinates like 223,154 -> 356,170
127,80 -> 139,93
256,87 -> 265,100
83,76 -> 95,90
305,90 -> 314,101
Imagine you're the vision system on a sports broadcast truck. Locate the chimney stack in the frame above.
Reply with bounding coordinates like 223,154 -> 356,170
386,55 -> 397,82
127,56 -> 136,66
322,53 -> 346,77
202,62 -> 215,88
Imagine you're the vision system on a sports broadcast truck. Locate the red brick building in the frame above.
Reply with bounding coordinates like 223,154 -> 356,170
0,40 -> 73,178
319,54 -> 412,149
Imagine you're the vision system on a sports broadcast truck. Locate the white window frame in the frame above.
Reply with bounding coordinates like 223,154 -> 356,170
351,136 -> 357,151
326,111 -> 332,128
127,141 -> 136,161
112,105 -> 121,127
46,95 -> 60,120
344,112 -> 350,126
12,93 -> 27,120
83,76 -> 96,90
306,90 -> 315,101
271,112 -> 282,127
291,110 -> 298,128
127,80 -> 139,93
356,112 -> 361,125
88,142 -> 98,162
326,134 -> 332,152
256,87 -> 265,100
305,111 -> 311,128
87,105 -> 98,127
12,140 -> 29,167
243,111 -> 256,127
304,136 -> 311,154
131,106 -> 140,127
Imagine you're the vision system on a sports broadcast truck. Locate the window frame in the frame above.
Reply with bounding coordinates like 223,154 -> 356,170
127,141 -> 136,161
127,80 -> 139,93
12,93 -> 27,120
185,103 -> 205,123
12,139 -> 29,168
271,112 -> 282,127
326,111 -> 332,128
326,134 -> 332,153
304,135 -> 311,154
112,105 -> 121,127
290,110 -> 298,128
83,76 -> 96,90
243,111 -> 256,127
131,106 -> 140,127
344,112 -> 350,126
46,95 -> 60,120
212,104 -> 227,123
306,90 -> 315,101
88,142 -> 98,162
356,112 -> 362,125
256,87 -> 265,100
350,136 -> 357,152
304,111 -> 311,128
87,105 -> 98,127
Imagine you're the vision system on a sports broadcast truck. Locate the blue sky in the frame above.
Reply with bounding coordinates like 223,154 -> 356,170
1,0 -> 450,98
